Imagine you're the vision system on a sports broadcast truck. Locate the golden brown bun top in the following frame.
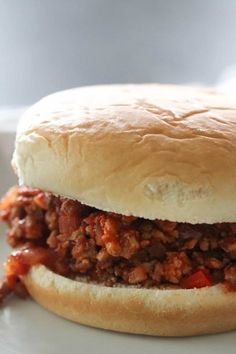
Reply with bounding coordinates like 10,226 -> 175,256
13,84 -> 236,223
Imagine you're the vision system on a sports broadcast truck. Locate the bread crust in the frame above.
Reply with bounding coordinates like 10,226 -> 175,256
21,265 -> 236,336
13,84 -> 236,223
13,84 -> 236,335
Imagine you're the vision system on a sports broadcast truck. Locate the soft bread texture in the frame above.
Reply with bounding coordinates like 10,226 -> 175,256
22,265 -> 236,336
13,84 -> 236,223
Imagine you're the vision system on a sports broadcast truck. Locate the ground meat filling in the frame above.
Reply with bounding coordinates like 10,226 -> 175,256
1,186 -> 236,302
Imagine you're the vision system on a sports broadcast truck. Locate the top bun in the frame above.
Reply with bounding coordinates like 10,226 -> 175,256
13,84 -> 236,223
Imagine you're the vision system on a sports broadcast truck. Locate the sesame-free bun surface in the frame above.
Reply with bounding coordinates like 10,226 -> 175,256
14,84 -> 236,223
22,265 -> 236,336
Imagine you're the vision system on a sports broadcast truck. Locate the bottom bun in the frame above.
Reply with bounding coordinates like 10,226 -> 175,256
22,265 -> 236,336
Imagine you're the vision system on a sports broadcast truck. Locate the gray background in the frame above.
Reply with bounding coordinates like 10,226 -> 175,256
0,0 -> 236,106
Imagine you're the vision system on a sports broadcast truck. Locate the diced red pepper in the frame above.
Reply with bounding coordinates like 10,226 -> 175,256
180,269 -> 212,289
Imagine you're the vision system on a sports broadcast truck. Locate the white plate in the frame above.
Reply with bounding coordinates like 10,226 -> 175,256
0,111 -> 236,354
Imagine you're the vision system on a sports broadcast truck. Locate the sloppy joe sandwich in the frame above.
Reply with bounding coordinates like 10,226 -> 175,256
1,84 -> 236,336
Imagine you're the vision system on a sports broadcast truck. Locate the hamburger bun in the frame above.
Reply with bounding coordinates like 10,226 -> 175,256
22,265 -> 236,336
13,84 -> 236,223
11,84 -> 236,336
